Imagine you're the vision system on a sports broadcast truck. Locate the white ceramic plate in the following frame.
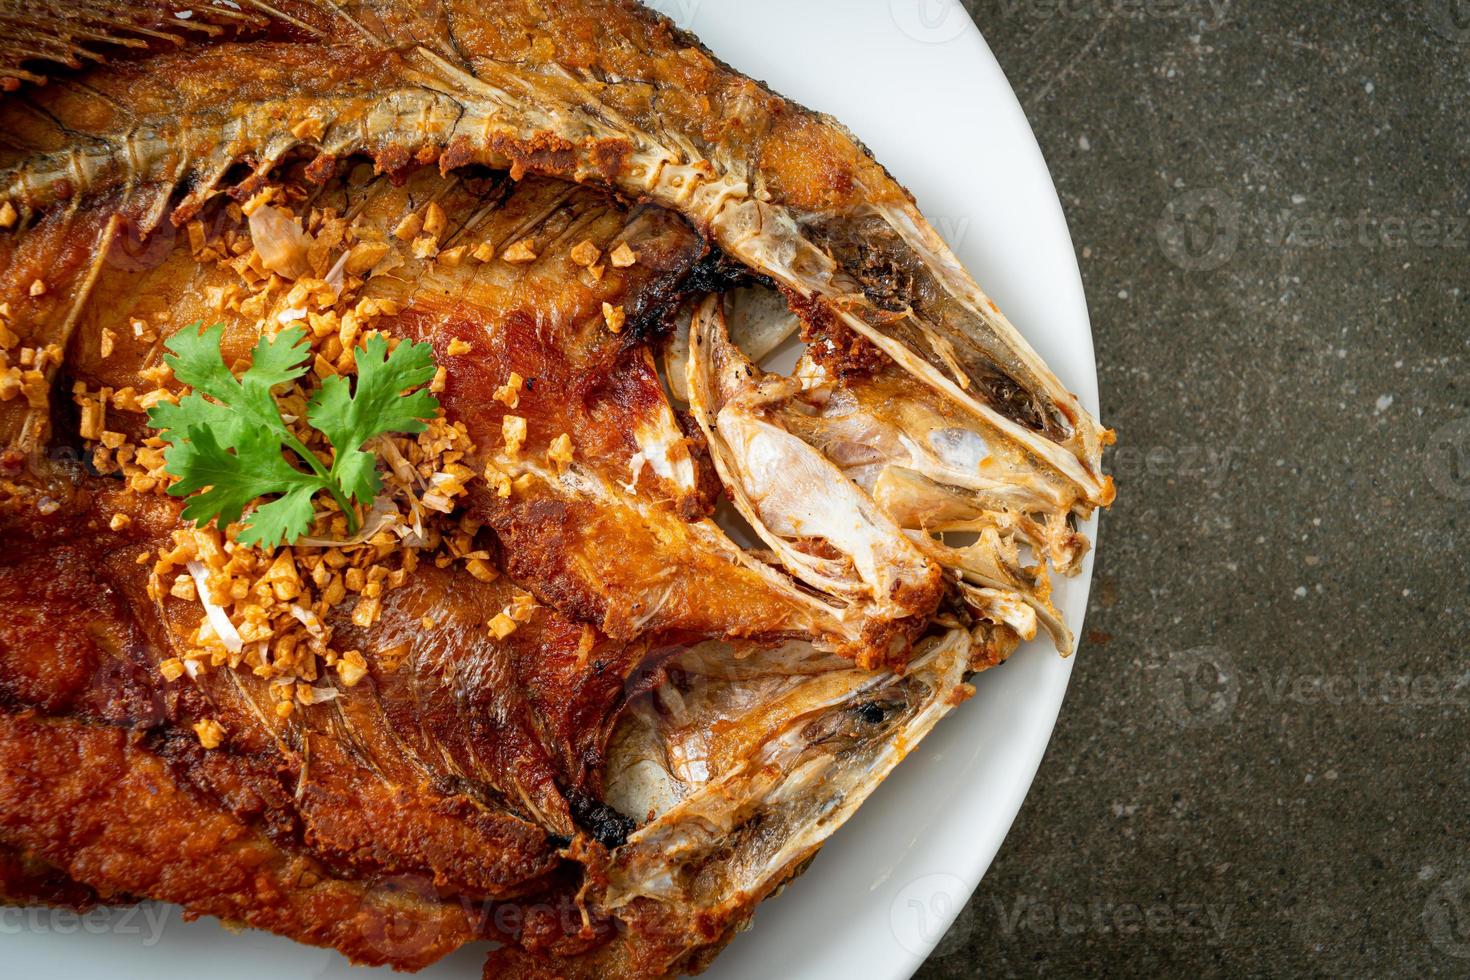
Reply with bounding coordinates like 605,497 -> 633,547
8,2 -> 1097,977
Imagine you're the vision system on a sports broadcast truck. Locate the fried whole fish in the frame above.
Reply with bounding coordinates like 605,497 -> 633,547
0,2 -> 1112,977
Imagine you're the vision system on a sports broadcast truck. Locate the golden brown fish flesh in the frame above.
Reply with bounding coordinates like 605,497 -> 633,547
0,2 -> 1112,977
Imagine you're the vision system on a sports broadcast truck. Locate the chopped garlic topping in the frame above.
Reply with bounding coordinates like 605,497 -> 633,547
548,432 -> 574,472
602,302 -> 626,334
609,242 -> 638,268
502,415 -> 527,456
502,238 -> 538,264
488,612 -> 518,640
423,202 -> 447,238
465,558 -> 498,582
493,372 -> 523,409
193,718 -> 226,750
483,462 -> 512,498
571,239 -> 600,266
66,175 -> 510,713
393,212 -> 422,241
337,649 -> 369,687
346,241 -> 390,274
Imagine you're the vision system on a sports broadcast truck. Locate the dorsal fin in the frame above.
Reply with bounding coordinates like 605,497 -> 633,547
0,1 -> 286,91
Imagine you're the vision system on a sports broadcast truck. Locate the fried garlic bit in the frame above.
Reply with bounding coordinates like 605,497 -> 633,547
393,212 -> 422,241
487,612 -> 517,640
193,718 -> 226,750
493,372 -> 524,409
502,238 -> 538,264
422,202 -> 447,238
609,242 -> 638,268
602,302 -> 626,334
502,415 -> 527,456
570,239 -> 600,266
548,433 -> 574,472
483,462 -> 512,498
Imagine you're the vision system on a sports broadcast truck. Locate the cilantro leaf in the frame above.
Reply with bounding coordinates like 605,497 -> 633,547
165,425 -> 320,547
148,389 -> 245,450
147,322 -> 444,547
308,334 -> 440,504
153,323 -> 311,443
235,484 -> 322,549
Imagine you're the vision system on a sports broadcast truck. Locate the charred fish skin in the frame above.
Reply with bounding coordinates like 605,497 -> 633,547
0,3 -> 1112,979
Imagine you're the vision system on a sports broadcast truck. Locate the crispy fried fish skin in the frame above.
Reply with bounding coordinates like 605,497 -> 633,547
0,517 -> 486,967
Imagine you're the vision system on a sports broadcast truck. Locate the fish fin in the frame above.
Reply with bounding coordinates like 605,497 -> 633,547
0,208 -> 117,457
0,1 -> 275,91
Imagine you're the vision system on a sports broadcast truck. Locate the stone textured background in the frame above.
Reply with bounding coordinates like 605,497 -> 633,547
916,2 -> 1469,976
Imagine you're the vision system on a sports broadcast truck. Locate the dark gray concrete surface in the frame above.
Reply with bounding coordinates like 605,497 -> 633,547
916,2 -> 1470,977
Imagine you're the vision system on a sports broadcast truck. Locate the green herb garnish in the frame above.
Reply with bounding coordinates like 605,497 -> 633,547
147,322 -> 440,548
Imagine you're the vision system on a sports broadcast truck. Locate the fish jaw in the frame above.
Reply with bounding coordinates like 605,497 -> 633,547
591,628 -> 978,974
686,295 -> 943,656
